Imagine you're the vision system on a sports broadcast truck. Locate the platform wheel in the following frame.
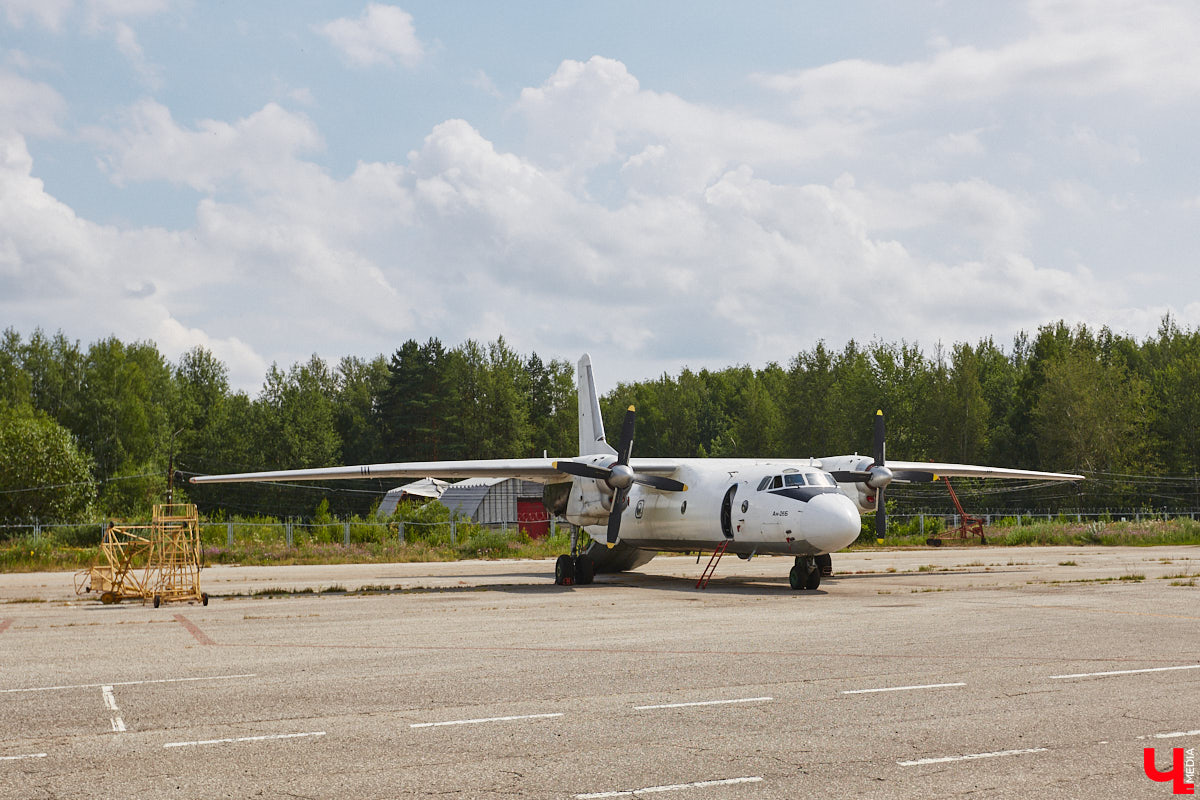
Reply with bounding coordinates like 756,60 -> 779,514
153,595 -> 161,608
100,591 -> 117,605
201,592 -> 209,606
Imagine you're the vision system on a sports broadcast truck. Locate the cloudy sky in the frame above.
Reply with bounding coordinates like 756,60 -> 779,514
2,1 -> 1198,393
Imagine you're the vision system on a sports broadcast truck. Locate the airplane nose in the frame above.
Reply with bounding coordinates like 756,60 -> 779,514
805,492 -> 862,552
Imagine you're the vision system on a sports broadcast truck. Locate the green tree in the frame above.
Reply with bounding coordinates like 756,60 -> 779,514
0,404 -> 95,521
1032,349 -> 1151,474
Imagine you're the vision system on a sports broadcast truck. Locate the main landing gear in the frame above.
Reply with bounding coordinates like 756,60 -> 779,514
554,527 -> 594,586
789,556 -> 824,591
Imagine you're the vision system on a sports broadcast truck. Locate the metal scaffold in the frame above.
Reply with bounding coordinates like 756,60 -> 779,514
75,503 -> 207,607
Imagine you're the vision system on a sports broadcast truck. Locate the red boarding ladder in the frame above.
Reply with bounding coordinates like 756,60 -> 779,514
696,540 -> 730,589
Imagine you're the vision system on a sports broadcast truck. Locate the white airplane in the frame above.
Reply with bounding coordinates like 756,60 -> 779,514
191,354 -> 1082,591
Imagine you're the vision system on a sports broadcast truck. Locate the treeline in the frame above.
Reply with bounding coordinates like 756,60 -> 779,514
3,317 -> 1200,522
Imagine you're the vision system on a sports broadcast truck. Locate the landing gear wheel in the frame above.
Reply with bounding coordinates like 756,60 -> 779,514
805,568 -> 821,591
816,553 -> 832,577
788,565 -> 804,590
100,591 -> 117,605
554,554 -> 576,586
153,595 -> 161,608
574,555 -> 595,585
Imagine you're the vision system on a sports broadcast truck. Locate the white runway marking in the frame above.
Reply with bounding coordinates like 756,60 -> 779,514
575,776 -> 763,798
411,712 -> 563,728
0,753 -> 47,762
1050,664 -> 1200,679
101,685 -> 126,733
1141,729 -> 1200,740
842,682 -> 966,695
898,747 -> 1049,766
1,673 -> 257,693
164,731 -> 325,748
634,696 -> 772,710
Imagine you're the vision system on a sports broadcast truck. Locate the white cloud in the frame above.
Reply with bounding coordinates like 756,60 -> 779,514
317,4 -> 424,69
0,70 -> 67,136
0,0 -> 73,30
87,100 -> 324,192
754,0 -> 1200,119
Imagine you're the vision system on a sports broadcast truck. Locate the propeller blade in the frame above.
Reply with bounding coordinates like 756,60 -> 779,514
606,486 -> 629,546
616,405 -> 636,465
632,474 -> 687,492
553,460 -> 612,481
875,488 -> 887,542
873,409 -> 885,466
829,470 -> 870,483
891,469 -> 935,483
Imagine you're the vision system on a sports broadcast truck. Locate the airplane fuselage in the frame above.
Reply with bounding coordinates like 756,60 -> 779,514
571,458 -> 863,557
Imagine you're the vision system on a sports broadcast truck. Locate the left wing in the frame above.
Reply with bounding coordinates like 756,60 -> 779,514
188,457 -> 683,485
189,458 -> 569,485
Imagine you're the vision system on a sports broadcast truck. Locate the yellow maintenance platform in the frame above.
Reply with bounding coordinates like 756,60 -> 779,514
75,503 -> 207,607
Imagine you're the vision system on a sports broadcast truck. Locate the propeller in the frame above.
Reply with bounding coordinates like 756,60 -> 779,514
828,410 -> 893,542
553,405 -> 686,547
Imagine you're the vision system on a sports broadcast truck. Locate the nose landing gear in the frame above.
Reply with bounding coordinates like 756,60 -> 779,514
789,556 -> 822,591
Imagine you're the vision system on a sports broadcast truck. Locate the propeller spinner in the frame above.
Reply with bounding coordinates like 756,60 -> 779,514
553,406 -> 686,547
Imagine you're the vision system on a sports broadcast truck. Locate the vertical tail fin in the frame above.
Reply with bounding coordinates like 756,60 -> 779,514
577,354 -> 617,457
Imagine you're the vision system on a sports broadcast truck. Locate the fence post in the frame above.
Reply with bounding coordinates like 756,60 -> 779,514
344,521 -> 350,546
450,518 -> 457,545
1016,512 -> 1022,527
398,521 -> 405,543
550,516 -> 556,538
227,520 -> 233,547
919,513 -> 924,536
286,521 -> 293,547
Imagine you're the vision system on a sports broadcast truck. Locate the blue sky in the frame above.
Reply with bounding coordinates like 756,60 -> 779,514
3,1 -> 1199,393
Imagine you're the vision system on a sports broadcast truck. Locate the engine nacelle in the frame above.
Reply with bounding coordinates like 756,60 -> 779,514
822,454 -> 878,514
565,475 -> 614,526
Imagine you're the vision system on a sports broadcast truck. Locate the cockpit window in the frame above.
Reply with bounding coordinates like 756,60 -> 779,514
810,472 -> 837,487
784,473 -> 807,487
771,475 -> 783,489
756,476 -> 771,491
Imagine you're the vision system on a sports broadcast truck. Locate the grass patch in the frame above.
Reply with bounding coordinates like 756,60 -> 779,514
1058,561 -> 1078,566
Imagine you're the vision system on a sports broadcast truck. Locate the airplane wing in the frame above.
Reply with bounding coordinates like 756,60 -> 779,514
886,461 -> 1083,483
188,458 -> 682,485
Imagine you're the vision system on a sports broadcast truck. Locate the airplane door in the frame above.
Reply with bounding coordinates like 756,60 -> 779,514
720,485 -> 737,538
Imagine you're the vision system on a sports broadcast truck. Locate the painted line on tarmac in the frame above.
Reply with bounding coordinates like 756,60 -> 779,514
411,712 -> 563,728
102,685 -> 126,733
898,747 -> 1049,767
842,682 -> 966,695
1050,664 -> 1200,679
1,753 -> 47,762
1,673 -> 256,694
173,613 -> 215,645
1140,729 -> 1200,740
164,731 -> 326,748
575,776 -> 763,798
634,696 -> 773,710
